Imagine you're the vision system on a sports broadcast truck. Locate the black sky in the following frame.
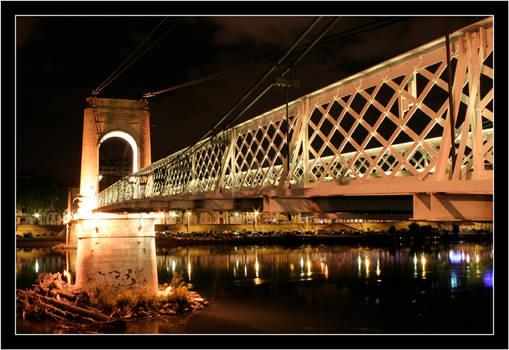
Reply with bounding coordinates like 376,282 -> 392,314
13,6 -> 489,186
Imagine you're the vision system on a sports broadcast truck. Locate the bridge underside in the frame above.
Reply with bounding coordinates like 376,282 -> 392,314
96,178 -> 492,222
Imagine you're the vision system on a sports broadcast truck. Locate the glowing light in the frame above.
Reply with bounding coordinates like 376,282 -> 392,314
187,261 -> 192,281
300,256 -> 304,269
307,260 -> 311,276
483,270 -> 493,288
244,265 -> 247,277
34,213 -> 40,218
324,264 -> 329,279
254,210 -> 259,216
476,254 -> 480,263
449,250 -> 463,264
35,258 -> 39,273
255,259 -> 260,278
421,255 -> 427,279
413,254 -> 418,278
235,212 -> 239,217
76,196 -> 98,217
466,254 -> 470,264
63,270 -> 71,284
450,273 -> 458,289
100,130 -> 139,172
365,258 -> 370,276
376,259 -> 381,276
63,213 -> 72,224
172,260 -> 176,272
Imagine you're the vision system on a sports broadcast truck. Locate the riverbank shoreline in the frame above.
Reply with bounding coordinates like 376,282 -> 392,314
16,232 -> 492,249
16,237 -> 65,248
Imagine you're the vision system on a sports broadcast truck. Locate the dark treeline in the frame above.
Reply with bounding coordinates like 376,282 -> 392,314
16,172 -> 69,214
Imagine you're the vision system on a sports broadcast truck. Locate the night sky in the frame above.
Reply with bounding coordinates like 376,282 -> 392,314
14,9 -> 487,186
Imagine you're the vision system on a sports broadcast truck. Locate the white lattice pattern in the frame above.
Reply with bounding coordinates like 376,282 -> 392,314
98,19 -> 493,208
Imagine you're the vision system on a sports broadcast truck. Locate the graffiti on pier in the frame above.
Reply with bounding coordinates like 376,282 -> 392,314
86,268 -> 148,289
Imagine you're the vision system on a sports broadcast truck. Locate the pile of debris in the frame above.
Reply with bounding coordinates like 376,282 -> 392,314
17,272 -> 207,333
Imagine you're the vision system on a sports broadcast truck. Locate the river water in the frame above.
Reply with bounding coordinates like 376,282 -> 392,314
16,242 -> 493,334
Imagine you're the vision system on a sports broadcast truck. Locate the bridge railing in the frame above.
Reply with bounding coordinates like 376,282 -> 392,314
98,18 -> 493,207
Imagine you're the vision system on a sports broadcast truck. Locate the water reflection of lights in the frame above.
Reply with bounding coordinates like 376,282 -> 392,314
413,254 -> 418,277
63,270 -> 71,284
421,255 -> 426,279
153,246 -> 493,292
187,261 -> 192,281
476,254 -> 480,264
483,270 -> 493,288
35,258 -> 39,273
449,250 -> 463,264
450,272 -> 458,289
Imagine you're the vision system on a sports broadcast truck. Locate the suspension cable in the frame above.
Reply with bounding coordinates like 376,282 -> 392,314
164,17 -> 342,172
156,17 -> 323,168
221,17 -> 341,133
92,17 -> 180,96
199,17 -> 323,142
142,18 -> 405,99
130,16 -> 404,177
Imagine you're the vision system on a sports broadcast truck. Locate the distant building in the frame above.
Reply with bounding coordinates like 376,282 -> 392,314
16,207 -> 63,225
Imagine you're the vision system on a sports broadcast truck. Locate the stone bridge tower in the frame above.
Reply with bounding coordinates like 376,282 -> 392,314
79,97 -> 151,211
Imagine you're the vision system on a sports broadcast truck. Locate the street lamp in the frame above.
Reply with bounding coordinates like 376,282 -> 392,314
33,213 -> 40,225
254,210 -> 259,231
186,211 -> 191,232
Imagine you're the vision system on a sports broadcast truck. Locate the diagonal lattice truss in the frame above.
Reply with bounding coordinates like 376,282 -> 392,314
98,19 -> 493,207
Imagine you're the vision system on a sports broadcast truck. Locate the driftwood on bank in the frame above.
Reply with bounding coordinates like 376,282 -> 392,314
17,272 -> 208,333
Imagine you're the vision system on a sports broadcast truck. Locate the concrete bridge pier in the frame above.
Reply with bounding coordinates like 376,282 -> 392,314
73,214 -> 159,295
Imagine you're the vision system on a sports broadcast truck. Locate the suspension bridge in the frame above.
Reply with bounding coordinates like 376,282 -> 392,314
81,18 -> 493,223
